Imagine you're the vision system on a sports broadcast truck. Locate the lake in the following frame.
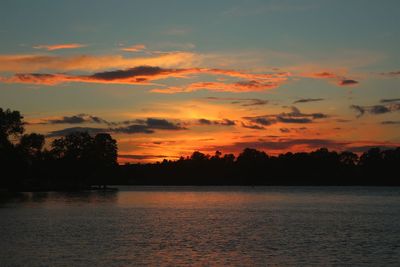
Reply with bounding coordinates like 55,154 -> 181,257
1,186 -> 400,266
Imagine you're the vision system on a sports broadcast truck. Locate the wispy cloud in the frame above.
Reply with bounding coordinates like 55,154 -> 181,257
33,43 -> 86,51
163,26 -> 191,35
120,44 -> 146,52
3,67 -> 289,92
379,71 -> 400,77
204,97 -> 269,106
152,79 -> 285,93
223,1 -> 318,17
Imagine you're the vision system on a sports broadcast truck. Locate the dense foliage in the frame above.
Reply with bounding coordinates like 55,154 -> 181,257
0,108 -> 117,190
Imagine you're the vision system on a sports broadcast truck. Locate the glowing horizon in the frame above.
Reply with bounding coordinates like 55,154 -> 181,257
1,0 -> 399,163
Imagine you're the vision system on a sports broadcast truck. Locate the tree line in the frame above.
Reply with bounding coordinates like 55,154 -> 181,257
120,147 -> 399,186
1,107 -> 399,190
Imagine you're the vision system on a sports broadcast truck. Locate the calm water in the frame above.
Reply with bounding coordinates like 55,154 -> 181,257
1,187 -> 400,266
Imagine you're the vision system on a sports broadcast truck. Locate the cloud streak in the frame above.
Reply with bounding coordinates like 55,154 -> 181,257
2,66 -> 289,93
33,43 -> 86,51
152,80 -> 284,93
293,98 -> 324,104
204,97 -> 269,106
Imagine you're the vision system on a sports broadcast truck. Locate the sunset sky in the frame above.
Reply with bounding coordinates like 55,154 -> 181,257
1,0 -> 399,162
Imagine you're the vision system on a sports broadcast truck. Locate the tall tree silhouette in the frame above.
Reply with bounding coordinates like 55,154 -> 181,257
50,132 -> 118,189
0,108 -> 25,188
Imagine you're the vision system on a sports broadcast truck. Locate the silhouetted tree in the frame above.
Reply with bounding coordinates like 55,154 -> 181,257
50,132 -> 118,189
0,108 -> 25,188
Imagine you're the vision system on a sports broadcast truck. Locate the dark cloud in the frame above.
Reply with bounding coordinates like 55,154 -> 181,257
114,118 -> 185,133
46,117 -> 186,137
293,98 -> 324,104
43,114 -> 108,124
280,128 -> 290,133
89,66 -> 165,81
380,98 -> 400,103
276,116 -> 312,123
47,127 -> 106,137
145,118 -> 186,130
338,79 -> 359,86
198,118 -> 212,125
243,106 -> 328,127
198,118 -> 235,126
350,103 -> 400,117
370,105 -> 391,114
113,124 -> 155,134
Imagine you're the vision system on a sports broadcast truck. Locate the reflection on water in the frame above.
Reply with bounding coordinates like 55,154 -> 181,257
1,187 -> 400,266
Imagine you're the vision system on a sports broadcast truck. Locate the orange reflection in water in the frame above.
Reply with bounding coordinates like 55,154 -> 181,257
116,187 -> 288,209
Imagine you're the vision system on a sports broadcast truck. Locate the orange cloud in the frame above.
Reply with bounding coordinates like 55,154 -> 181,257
4,67 -> 193,85
0,52 -> 200,72
298,70 -> 360,87
121,44 -> 147,52
2,66 -> 289,91
300,71 -> 338,79
33,43 -> 86,51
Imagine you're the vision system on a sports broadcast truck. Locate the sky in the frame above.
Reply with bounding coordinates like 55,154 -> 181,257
0,0 -> 399,163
